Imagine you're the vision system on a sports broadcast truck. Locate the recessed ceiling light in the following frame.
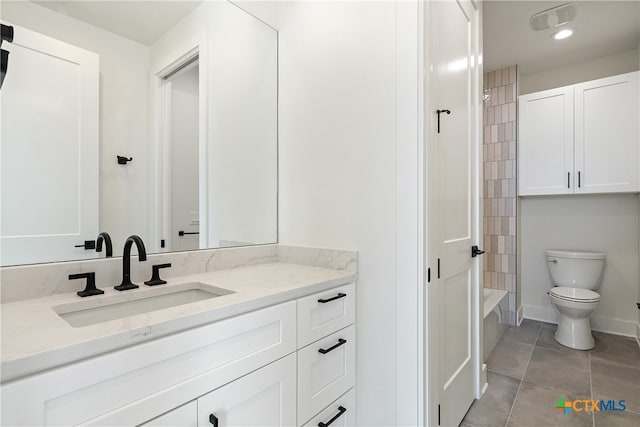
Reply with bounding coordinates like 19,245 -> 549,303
552,29 -> 574,40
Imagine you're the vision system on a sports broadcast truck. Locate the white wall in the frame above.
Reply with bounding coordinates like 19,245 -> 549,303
520,48 -> 640,94
232,0 -> 278,29
275,1 -> 423,424
521,194 -> 639,336
1,1 -> 151,252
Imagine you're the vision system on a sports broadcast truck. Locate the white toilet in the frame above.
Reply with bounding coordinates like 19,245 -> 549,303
546,249 -> 606,350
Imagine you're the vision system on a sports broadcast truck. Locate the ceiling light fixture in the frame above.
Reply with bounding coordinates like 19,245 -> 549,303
552,29 -> 574,40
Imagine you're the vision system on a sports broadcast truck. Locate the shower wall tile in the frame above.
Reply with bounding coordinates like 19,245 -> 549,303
483,65 -> 518,324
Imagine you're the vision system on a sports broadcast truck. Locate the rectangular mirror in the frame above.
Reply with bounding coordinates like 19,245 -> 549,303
0,1 -> 278,266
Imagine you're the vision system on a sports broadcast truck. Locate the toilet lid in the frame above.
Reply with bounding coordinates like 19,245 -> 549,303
550,287 -> 600,302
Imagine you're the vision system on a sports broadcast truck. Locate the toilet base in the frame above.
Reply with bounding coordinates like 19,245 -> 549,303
554,316 -> 594,350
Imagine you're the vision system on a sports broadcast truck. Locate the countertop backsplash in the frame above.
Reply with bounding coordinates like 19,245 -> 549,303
0,245 -> 358,304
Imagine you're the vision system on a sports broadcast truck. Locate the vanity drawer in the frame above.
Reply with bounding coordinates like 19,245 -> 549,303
301,388 -> 356,427
297,283 -> 355,347
297,325 -> 356,425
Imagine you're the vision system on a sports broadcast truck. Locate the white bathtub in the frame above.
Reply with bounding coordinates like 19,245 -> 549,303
483,288 -> 509,361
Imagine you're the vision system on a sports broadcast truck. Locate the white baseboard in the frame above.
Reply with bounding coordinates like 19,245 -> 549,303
480,363 -> 488,398
517,305 -> 524,326
522,304 -> 637,337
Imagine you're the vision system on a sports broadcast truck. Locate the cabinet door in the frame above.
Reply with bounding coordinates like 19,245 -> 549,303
140,401 -> 197,427
518,86 -> 574,195
197,354 -> 296,427
574,71 -> 639,193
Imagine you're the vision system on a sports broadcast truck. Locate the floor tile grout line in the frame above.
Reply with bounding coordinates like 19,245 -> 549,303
504,324 -> 541,427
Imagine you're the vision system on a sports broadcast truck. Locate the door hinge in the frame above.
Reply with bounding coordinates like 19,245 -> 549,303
427,267 -> 431,283
437,258 -> 441,279
438,404 -> 441,425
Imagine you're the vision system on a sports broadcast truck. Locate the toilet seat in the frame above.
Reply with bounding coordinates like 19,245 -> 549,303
550,286 -> 600,303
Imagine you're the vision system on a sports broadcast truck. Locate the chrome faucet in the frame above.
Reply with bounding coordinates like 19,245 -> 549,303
96,232 -> 113,257
115,235 -> 147,291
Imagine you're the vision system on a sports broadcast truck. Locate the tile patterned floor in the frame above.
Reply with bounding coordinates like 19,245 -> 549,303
461,320 -> 640,427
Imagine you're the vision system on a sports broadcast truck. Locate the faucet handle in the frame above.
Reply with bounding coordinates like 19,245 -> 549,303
145,263 -> 172,286
69,272 -> 104,298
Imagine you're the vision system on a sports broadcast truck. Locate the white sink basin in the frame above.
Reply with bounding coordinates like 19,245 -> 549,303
53,282 -> 233,327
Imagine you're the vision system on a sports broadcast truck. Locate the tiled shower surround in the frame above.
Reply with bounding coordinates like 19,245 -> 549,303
483,65 -> 517,325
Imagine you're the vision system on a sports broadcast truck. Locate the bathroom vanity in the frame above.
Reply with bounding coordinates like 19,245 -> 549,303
1,245 -> 358,426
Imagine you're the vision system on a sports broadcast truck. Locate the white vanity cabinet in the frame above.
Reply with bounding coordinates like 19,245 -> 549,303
518,71 -> 639,196
141,401 -> 198,427
1,283 -> 356,427
302,389 -> 356,427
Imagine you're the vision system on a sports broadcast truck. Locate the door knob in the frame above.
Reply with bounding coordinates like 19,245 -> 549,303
471,245 -> 485,258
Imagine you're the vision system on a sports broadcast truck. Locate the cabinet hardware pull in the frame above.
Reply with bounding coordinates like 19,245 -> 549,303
318,338 -> 347,354
578,171 -> 581,188
178,230 -> 200,236
209,413 -> 219,427
318,293 -> 346,303
567,172 -> 570,188
318,406 -> 347,427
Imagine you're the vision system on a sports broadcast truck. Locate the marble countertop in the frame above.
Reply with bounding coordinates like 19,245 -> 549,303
1,262 -> 356,383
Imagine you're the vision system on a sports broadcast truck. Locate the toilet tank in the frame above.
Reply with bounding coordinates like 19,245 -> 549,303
545,250 -> 606,289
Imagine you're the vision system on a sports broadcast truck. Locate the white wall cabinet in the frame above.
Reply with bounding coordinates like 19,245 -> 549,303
574,72 -> 640,194
519,86 -> 574,196
518,71 -> 639,196
1,284 -> 356,427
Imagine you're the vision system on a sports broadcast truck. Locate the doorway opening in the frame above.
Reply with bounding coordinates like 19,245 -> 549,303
164,59 -> 200,252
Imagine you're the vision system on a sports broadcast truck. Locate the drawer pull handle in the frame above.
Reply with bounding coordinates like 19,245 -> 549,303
318,293 -> 346,303
318,406 -> 347,427
209,413 -> 219,427
318,338 -> 347,354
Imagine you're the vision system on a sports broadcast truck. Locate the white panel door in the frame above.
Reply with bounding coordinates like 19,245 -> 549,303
0,23 -> 99,265
574,71 -> 639,193
518,86 -> 574,195
431,1 -> 479,425
197,354 -> 296,427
